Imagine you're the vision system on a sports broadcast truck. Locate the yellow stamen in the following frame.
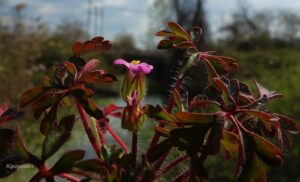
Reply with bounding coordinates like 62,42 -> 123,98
131,60 -> 140,65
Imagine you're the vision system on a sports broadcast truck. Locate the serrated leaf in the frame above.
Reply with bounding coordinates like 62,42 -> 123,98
42,115 -> 75,161
50,150 -> 85,174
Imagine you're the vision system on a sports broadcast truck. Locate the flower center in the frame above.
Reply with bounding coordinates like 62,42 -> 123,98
131,60 -> 140,65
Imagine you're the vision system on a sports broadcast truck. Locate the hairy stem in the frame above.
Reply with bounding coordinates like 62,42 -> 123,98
58,173 -> 80,182
148,77 -> 184,151
104,120 -> 129,153
173,169 -> 191,182
158,154 -> 189,176
74,97 -> 101,158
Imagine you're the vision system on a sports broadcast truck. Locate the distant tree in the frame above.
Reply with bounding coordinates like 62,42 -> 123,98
151,0 -> 209,48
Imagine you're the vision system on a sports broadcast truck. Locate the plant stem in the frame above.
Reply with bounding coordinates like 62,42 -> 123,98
58,173 -> 80,182
104,120 -> 129,153
131,132 -> 138,171
148,78 -> 184,151
74,97 -> 101,158
158,154 -> 188,176
96,119 -> 107,145
172,169 -> 191,182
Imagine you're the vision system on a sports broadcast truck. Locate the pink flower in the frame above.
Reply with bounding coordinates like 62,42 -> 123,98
114,59 -> 153,74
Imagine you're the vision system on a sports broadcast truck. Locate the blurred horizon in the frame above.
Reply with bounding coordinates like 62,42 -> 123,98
1,0 -> 300,48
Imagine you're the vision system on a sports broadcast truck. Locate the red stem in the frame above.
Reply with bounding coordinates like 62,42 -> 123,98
104,120 -> 129,153
58,173 -> 80,182
74,97 -> 101,158
148,78 -> 184,151
96,119 -> 108,145
132,133 -> 138,172
173,169 -> 191,182
158,154 -> 188,176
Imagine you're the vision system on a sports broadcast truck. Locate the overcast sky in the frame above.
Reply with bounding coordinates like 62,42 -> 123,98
1,0 -> 300,47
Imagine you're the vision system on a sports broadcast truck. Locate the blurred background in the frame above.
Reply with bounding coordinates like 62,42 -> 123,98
1,0 -> 300,181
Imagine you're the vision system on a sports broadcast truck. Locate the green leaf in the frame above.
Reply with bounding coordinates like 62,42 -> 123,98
50,150 -> 85,174
170,125 -> 210,155
221,131 -> 238,159
248,131 -> 283,165
274,113 -> 299,134
155,30 -> 175,37
80,98 -> 104,119
74,159 -> 105,173
42,115 -> 75,161
40,103 -> 58,136
238,109 -> 278,132
167,21 -> 191,41
157,39 -> 174,49
20,87 -> 50,108
238,152 -> 266,182
144,104 -> 177,124
0,128 -> 31,178
70,85 -> 95,99
175,111 -> 216,125
147,139 -> 172,163
31,91 -> 62,119
155,126 -> 170,137
172,89 -> 183,112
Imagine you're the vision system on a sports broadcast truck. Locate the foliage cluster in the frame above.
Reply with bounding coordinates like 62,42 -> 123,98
0,22 -> 298,182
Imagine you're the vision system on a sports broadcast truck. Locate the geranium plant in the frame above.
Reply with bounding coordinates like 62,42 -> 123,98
0,22 -> 298,182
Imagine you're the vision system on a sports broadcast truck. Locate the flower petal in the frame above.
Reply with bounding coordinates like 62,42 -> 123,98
114,59 -> 130,69
139,63 -> 153,74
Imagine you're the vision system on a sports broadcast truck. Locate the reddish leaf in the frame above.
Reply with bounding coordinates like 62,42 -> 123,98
155,126 -> 170,137
247,131 -> 283,165
155,30 -> 175,37
20,87 -> 50,108
274,113 -> 299,134
221,131 -> 238,160
188,99 -> 220,112
72,37 -> 112,56
78,59 -> 101,78
144,105 -> 177,124
238,152 -> 267,182
0,103 -> 8,116
168,21 -> 191,41
238,109 -> 278,132
42,115 -> 75,161
157,39 -> 174,49
253,80 -> 283,100
175,111 -> 216,125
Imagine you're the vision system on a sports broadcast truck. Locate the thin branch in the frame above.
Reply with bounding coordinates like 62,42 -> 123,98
104,120 -> 129,153
158,154 -> 189,176
74,97 -> 101,158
